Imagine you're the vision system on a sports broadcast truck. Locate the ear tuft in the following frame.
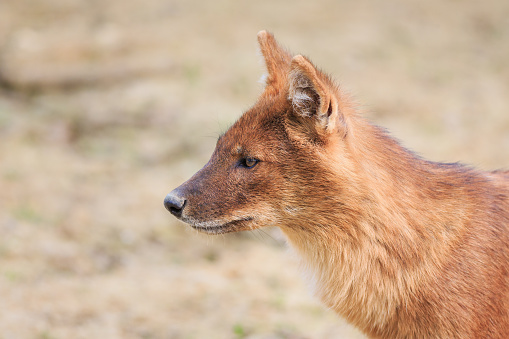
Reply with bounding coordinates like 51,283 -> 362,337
257,30 -> 270,42
257,31 -> 292,91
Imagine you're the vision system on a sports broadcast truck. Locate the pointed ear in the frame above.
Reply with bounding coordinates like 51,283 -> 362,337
257,30 -> 292,91
289,55 -> 344,135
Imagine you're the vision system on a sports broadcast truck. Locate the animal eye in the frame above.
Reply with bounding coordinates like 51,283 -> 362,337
240,157 -> 259,169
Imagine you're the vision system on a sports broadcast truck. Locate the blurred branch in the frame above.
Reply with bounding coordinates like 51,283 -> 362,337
0,55 -> 175,92
0,25 -> 177,93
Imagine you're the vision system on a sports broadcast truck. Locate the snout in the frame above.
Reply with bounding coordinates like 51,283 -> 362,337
164,190 -> 186,218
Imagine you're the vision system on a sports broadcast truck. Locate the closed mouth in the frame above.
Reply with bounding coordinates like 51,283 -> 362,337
190,217 -> 253,234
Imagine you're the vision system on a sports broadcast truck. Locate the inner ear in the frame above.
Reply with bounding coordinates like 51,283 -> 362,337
291,77 -> 321,118
288,55 -> 342,134
327,100 -> 333,117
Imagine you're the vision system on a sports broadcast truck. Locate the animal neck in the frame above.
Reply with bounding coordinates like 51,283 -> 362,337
280,119 -> 474,335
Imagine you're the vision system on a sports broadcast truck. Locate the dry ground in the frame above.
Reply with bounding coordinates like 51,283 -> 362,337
0,0 -> 508,338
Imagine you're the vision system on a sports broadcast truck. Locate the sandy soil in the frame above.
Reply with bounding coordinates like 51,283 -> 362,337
0,0 -> 508,338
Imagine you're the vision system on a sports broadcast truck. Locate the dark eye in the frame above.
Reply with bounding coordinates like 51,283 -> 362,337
239,157 -> 259,169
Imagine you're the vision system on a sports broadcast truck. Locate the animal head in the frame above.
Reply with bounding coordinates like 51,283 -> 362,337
164,31 -> 360,235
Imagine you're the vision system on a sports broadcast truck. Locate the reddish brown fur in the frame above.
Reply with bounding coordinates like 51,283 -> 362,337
164,31 -> 509,338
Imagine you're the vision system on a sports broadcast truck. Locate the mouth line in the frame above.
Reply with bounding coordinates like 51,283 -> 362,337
190,217 -> 253,234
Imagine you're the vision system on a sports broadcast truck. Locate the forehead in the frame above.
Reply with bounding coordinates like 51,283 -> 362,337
217,95 -> 289,153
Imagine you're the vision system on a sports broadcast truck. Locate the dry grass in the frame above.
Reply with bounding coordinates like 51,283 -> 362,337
0,0 -> 508,338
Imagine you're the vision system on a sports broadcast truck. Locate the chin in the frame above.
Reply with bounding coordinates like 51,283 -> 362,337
187,217 -> 256,235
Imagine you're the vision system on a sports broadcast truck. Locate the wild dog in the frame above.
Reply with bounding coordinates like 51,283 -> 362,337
164,31 -> 509,338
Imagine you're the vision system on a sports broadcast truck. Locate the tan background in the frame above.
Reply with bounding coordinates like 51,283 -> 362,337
0,0 -> 508,338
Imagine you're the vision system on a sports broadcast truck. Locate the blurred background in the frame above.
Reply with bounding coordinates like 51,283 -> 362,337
0,0 -> 508,338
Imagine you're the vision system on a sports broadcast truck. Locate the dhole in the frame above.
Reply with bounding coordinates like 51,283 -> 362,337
164,31 -> 509,338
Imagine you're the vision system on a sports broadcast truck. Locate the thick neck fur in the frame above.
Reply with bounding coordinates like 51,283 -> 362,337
279,114 -> 494,338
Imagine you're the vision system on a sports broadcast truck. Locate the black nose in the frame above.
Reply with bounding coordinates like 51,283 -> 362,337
164,192 -> 186,218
